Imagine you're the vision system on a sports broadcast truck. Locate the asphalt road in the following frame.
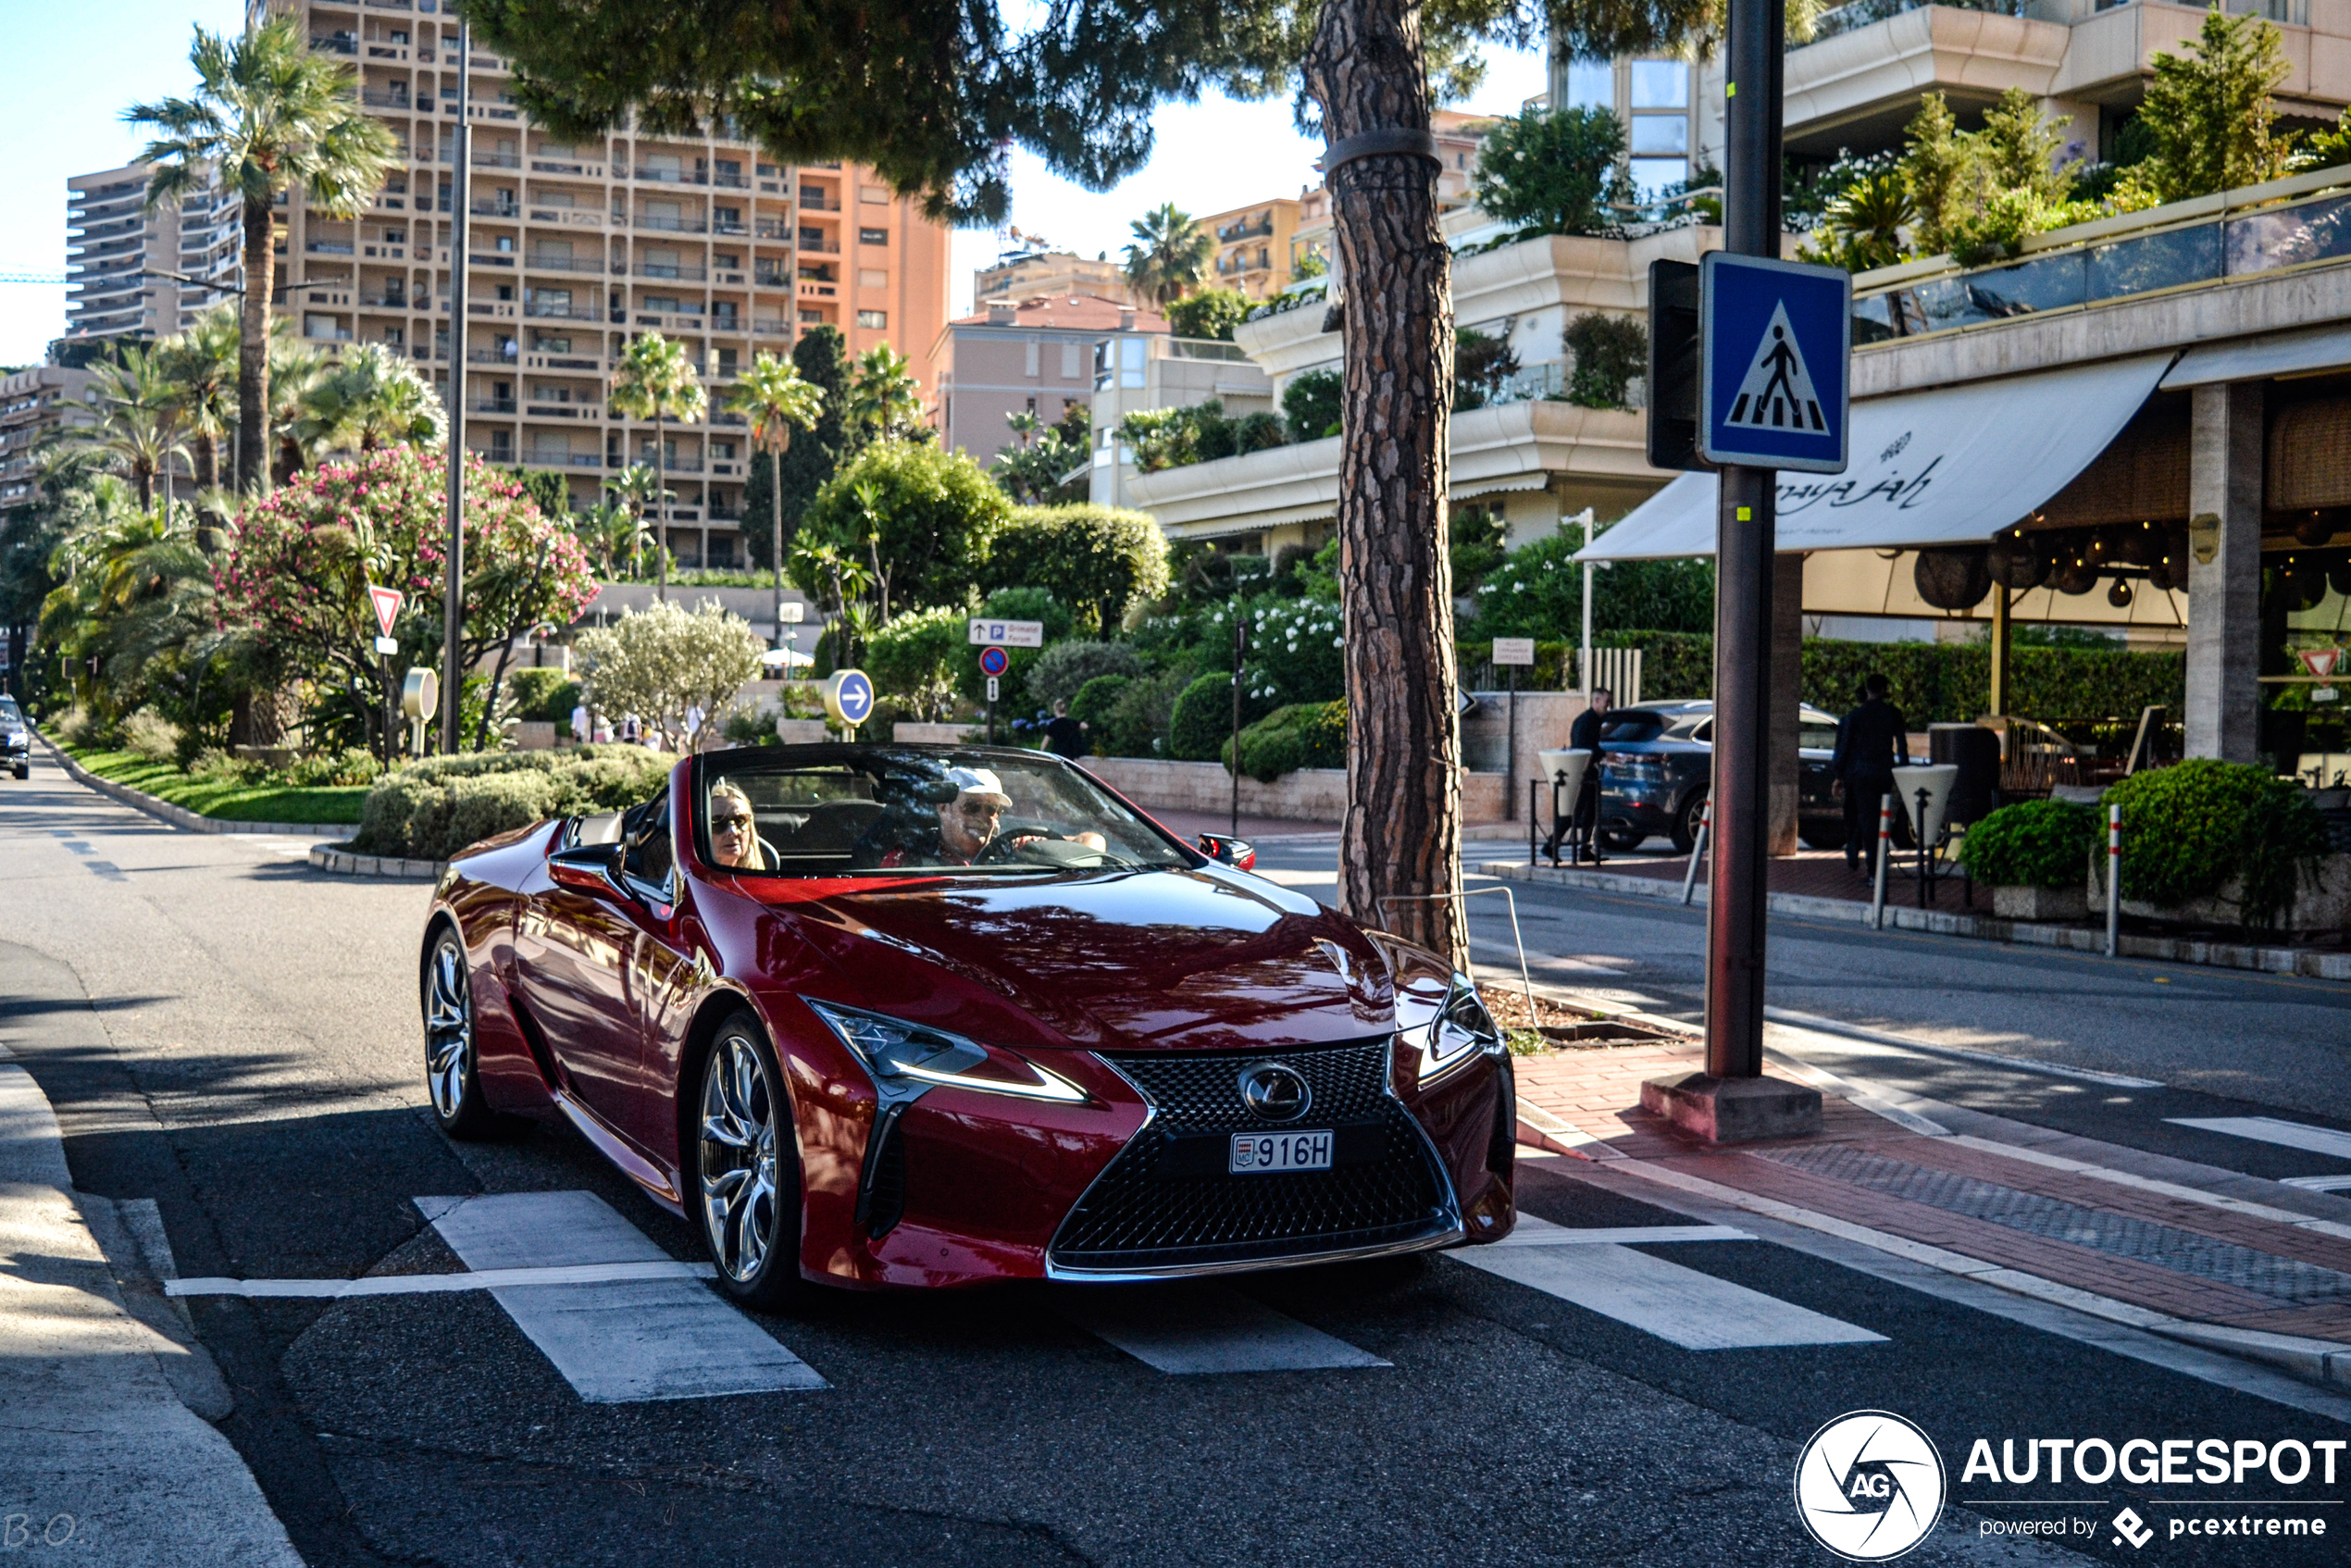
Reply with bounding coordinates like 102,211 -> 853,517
6,756 -> 2349,1568
1250,837 -> 2351,1183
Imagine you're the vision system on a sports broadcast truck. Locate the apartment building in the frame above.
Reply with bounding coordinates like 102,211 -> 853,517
975,250 -> 1143,308
285,0 -> 950,569
1698,0 -> 2351,170
1201,199 -> 1300,299
0,367 -> 95,515
64,165 -> 243,345
932,295 -> 1164,465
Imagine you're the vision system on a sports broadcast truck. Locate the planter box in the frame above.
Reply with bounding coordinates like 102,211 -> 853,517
774,718 -> 829,743
510,721 -> 556,751
893,721 -> 975,744
1080,756 -> 1508,825
2101,852 -> 2351,933
1992,883 -> 2087,921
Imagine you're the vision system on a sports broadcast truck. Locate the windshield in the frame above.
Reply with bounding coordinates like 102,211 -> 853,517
0,700 -> 19,726
698,747 -> 1195,878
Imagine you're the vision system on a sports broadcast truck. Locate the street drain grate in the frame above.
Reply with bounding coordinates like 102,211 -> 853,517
1762,1144 -> 2351,1307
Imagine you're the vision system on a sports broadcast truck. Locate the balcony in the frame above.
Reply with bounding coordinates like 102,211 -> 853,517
357,293 -> 410,308
471,150 -> 522,168
634,214 -> 707,233
531,159 -> 607,178
713,171 -> 750,190
361,89 -> 412,109
305,241 -> 356,255
754,218 -> 790,238
468,398 -> 518,414
470,200 -> 520,218
638,263 -> 708,280
526,253 -> 607,274
523,301 -> 598,321
528,208 -> 605,229
312,34 -> 357,55
466,348 -> 520,363
1217,216 -> 1275,242
798,192 -> 841,211
635,166 -> 709,185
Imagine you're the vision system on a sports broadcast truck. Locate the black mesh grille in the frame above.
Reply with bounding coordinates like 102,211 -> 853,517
864,1118 -> 906,1238
1049,1039 -> 1454,1273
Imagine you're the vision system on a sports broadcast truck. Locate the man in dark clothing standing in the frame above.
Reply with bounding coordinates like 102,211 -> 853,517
1833,673 -> 1909,875
1042,700 -> 1089,762
1563,688 -> 1611,863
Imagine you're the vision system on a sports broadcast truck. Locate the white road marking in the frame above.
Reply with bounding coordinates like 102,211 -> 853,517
422,1190 -> 827,1402
1454,1240 -> 1888,1350
1063,1284 -> 1389,1375
1763,1005 -> 2165,1089
2168,1115 -> 2351,1164
1484,1216 -> 1752,1248
168,1260 -> 718,1299
2283,1175 -> 2351,1193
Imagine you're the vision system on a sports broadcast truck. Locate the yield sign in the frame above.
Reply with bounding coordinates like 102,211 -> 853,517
368,585 -> 404,640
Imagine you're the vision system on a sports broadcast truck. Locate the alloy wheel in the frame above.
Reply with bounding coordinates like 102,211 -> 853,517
424,938 -> 473,1121
700,1032 -> 780,1284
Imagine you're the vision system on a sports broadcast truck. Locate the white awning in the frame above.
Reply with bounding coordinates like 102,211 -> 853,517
1577,355 -> 2176,561
2163,324 -> 2351,388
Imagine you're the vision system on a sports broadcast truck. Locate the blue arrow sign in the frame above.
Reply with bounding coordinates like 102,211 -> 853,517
825,668 -> 875,728
1699,253 -> 1851,474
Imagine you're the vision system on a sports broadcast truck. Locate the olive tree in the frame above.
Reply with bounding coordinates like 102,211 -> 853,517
573,600 -> 765,753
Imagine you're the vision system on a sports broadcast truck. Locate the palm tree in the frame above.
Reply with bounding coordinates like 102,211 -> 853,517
71,347 -> 190,511
1123,203 -> 1213,309
608,463 -> 667,579
844,345 -> 922,447
1004,409 -> 1042,449
608,332 -> 706,600
297,343 -> 449,457
576,497 -> 650,579
154,305 -> 239,489
126,18 -> 398,492
267,333 -> 330,481
726,352 -> 825,649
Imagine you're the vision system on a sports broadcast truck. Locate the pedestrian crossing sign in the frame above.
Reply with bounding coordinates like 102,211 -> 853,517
1698,252 -> 1851,473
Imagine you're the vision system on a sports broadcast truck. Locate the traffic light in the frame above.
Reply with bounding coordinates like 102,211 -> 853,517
1647,259 -> 1706,472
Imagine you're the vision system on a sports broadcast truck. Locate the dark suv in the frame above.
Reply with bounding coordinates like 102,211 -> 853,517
1591,700 -> 1847,853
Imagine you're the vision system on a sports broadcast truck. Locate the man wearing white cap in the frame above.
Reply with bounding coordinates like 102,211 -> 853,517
876,765 -> 1014,867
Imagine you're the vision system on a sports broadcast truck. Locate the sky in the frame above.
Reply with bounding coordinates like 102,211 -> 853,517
0,3 -> 1549,362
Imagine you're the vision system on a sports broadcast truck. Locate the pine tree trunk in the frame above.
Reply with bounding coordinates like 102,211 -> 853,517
237,201 -> 274,493
1304,0 -> 1464,967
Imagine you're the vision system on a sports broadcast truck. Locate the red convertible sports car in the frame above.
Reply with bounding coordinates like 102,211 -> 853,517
420,744 -> 1518,1305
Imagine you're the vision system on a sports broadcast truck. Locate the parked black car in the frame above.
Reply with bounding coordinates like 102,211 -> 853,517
1589,700 -> 1847,853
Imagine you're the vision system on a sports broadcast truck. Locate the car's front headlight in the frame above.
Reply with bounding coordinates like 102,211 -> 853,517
803,999 -> 1088,1104
1414,976 -> 1503,1084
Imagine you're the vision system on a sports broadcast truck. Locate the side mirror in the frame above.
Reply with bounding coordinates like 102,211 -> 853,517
1197,833 -> 1256,872
548,842 -> 623,895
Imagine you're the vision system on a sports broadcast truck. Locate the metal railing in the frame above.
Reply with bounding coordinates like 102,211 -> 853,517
1807,0 -> 2024,44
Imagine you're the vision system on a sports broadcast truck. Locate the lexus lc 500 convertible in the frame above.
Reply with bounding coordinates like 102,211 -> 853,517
419,744 -> 1518,1306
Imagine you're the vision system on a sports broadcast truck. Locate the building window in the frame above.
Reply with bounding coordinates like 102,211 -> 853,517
1630,60 -> 1688,109
858,268 -> 888,288
1564,60 -> 1611,111
1631,158 -> 1688,198
859,227 -> 889,246
859,185 -> 890,205
856,308 -> 887,329
1060,341 -> 1080,379
1025,337 -> 1039,376
1630,117 -> 1688,156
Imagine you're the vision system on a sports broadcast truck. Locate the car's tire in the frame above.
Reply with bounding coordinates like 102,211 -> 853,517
1668,791 -> 1707,855
695,1013 -> 804,1312
11,764 -> 25,780
421,927 -> 507,1140
1598,825 -> 1644,852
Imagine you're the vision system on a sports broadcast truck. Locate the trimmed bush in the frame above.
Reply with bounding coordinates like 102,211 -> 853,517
1169,672 -> 1282,764
1070,673 -> 1132,732
1225,701 -> 1347,781
504,667 -> 580,724
1958,799 -> 2096,888
1101,669 -> 1189,758
2104,758 -> 2328,932
1026,640 -> 1147,715
353,744 -> 675,860
981,506 -> 1170,635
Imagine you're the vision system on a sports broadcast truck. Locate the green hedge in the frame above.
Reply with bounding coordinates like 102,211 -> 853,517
2104,758 -> 2327,933
1958,799 -> 2096,888
353,744 -> 676,861
1452,631 -> 2184,724
1224,701 -> 1347,780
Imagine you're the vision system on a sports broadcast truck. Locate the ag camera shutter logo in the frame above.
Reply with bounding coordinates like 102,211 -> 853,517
1795,1411 -> 1947,1561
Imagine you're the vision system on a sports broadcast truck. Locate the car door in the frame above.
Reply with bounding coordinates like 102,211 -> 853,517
515,795 -> 671,1135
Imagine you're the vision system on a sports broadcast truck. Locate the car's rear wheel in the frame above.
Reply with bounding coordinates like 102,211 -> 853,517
697,1014 -> 803,1311
1669,791 -> 1707,854
1598,824 -> 1645,852
422,927 -> 504,1139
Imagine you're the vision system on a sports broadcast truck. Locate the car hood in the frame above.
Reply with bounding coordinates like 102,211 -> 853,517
766,866 -> 1399,1053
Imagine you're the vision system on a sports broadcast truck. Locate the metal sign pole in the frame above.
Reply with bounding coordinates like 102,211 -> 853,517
1702,0 -> 1787,1085
1229,616 -> 1247,837
440,18 -> 472,754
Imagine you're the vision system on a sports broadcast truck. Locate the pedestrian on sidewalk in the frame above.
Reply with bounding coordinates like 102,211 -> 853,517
1833,673 -> 1909,876
1042,700 -> 1089,762
1568,687 -> 1611,864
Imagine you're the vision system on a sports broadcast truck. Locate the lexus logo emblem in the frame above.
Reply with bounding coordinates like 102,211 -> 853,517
1238,1063 -> 1312,1122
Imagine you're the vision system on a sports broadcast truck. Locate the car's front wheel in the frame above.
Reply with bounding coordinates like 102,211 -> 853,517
422,927 -> 505,1139
696,1014 -> 803,1311
1669,791 -> 1708,854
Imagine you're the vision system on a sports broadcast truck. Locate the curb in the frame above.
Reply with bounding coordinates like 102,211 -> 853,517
308,843 -> 445,881
1478,859 -> 2351,983
37,732 -> 349,842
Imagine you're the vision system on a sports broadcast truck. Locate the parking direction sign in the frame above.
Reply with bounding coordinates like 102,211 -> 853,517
968,618 -> 1044,648
977,646 -> 1010,678
1698,253 -> 1851,474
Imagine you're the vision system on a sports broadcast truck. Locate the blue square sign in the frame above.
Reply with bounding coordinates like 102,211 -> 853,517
1699,252 -> 1851,474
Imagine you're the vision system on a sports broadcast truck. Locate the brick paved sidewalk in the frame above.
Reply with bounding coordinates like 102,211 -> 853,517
1511,1039 -> 2351,1375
